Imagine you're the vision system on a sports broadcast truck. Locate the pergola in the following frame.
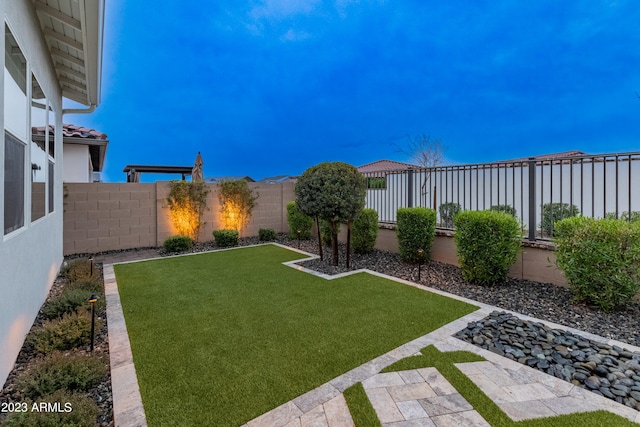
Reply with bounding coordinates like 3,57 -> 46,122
122,165 -> 193,183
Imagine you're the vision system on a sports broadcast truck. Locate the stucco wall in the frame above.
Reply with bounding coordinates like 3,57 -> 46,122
0,0 -> 65,389
62,144 -> 91,183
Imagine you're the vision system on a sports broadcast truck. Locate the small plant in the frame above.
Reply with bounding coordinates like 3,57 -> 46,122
604,211 -> 640,223
320,219 -> 339,246
396,207 -> 436,263
167,181 -> 210,242
60,258 -> 97,283
454,210 -> 521,285
65,278 -> 102,295
286,201 -> 313,239
438,202 -> 461,228
3,389 -> 98,427
490,204 -> 517,217
213,229 -> 238,247
554,216 -> 640,312
16,352 -> 107,400
352,209 -> 378,254
163,235 -> 193,252
27,312 -> 100,354
540,202 -> 579,236
258,228 -> 276,241
41,288 -> 93,320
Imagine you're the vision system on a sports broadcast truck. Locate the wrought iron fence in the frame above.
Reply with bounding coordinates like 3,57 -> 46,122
362,152 -> 640,241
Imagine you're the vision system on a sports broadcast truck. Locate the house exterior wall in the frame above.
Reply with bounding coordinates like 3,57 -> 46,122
0,0 -> 64,387
63,144 -> 92,182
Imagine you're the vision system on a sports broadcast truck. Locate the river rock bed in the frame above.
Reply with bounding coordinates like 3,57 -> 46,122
455,310 -> 640,410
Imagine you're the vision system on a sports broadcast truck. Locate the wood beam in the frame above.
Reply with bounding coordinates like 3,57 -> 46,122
43,28 -> 83,51
50,48 -> 85,67
34,1 -> 82,30
59,75 -> 86,91
56,63 -> 85,80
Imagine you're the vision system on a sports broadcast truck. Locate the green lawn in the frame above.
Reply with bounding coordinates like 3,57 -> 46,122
114,244 -> 477,426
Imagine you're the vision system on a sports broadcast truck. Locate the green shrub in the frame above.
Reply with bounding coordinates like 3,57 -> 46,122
163,235 -> 192,252
352,209 -> 378,254
65,278 -> 102,296
213,229 -> 238,247
27,312 -> 101,354
3,389 -> 98,427
454,210 -> 521,285
60,258 -> 97,283
554,216 -> 640,312
540,202 -> 579,236
286,201 -> 313,239
604,211 -> 640,223
16,352 -> 107,400
396,207 -> 436,263
258,228 -> 276,241
41,288 -> 93,320
320,219 -> 340,246
439,202 -> 461,228
490,204 -> 517,217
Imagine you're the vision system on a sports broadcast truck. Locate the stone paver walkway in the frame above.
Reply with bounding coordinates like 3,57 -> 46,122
102,244 -> 640,426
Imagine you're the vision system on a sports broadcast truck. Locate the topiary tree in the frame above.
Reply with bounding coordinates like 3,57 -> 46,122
167,181 -> 210,242
218,179 -> 258,236
295,162 -> 367,267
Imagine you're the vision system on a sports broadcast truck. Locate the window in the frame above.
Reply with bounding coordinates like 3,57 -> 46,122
31,75 -> 47,222
4,25 -> 27,235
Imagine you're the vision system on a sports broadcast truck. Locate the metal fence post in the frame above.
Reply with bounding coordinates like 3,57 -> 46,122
408,169 -> 414,208
528,158 -> 536,242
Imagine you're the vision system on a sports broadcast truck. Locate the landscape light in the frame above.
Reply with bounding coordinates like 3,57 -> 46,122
88,256 -> 94,276
88,294 -> 99,352
417,249 -> 424,281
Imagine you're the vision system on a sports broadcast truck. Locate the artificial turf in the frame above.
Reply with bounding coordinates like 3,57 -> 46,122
114,244 -> 477,426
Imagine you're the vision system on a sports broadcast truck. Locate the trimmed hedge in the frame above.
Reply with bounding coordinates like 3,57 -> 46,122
352,209 -> 378,254
554,216 -> 640,312
286,201 -> 313,239
541,202 -> 579,236
439,202 -> 461,228
258,228 -> 277,241
454,210 -> 521,285
163,235 -> 192,252
213,229 -> 238,247
396,207 -> 436,263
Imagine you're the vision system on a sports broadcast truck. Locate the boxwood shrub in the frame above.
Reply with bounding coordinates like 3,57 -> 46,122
396,207 -> 436,263
286,201 -> 313,239
540,202 -> 579,236
352,208 -> 378,254
554,216 -> 640,312
213,229 -> 238,247
163,235 -> 192,252
454,210 -> 521,285
258,228 -> 277,241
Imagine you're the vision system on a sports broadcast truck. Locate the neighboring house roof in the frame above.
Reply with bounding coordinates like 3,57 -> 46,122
496,150 -> 588,164
258,175 -> 297,184
357,159 -> 418,174
205,176 -> 255,183
33,124 -> 109,172
32,0 -> 105,106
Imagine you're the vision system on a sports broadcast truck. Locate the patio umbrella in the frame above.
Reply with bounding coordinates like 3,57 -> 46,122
192,152 -> 204,183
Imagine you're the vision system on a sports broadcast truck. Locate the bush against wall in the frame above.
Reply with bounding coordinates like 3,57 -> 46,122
554,216 -> 640,312
454,210 -> 521,285
167,181 -> 209,242
218,180 -> 258,236
213,229 -> 239,247
396,207 -> 436,263
163,235 -> 193,252
540,202 -> 579,237
258,228 -> 277,241
352,208 -> 378,254
439,202 -> 461,228
286,201 -> 313,239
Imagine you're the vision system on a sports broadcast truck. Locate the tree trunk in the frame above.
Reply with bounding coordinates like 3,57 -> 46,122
346,221 -> 351,268
316,217 -> 323,260
331,220 -> 339,266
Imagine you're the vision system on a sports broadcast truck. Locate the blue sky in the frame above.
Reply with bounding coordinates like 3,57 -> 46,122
65,1 -> 640,183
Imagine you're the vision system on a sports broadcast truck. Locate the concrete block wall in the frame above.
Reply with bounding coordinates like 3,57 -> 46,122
63,183 -> 157,255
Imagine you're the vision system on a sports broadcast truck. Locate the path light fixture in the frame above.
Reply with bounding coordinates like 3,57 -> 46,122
417,249 -> 424,281
297,229 -> 301,249
88,294 -> 99,352
88,256 -> 94,277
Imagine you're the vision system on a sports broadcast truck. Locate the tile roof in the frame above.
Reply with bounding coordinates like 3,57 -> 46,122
32,123 -> 108,140
357,159 -> 418,173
